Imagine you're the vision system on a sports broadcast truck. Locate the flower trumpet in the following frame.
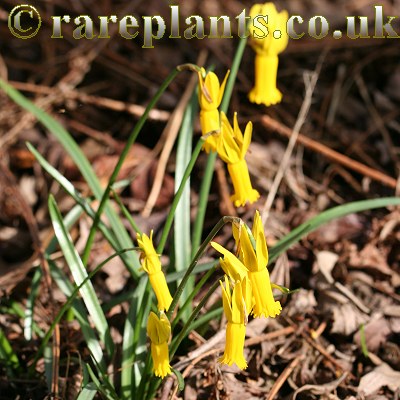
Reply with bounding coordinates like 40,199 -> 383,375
147,311 -> 172,378
238,211 -> 282,318
137,231 -> 173,311
215,112 -> 260,207
219,276 -> 249,370
248,3 -> 289,106
198,68 -> 229,152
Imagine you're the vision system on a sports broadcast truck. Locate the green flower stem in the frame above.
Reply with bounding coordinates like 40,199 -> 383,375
187,307 -> 223,332
191,151 -> 218,256
191,35 -> 248,253
112,190 -> 142,235
146,279 -> 221,400
82,67 -> 182,266
167,216 -> 240,321
171,264 -> 217,330
156,138 -> 204,254
169,279 -> 220,358
220,35 -> 248,114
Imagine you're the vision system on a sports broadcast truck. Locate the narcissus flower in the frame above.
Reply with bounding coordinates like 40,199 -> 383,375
239,211 -> 282,318
248,3 -> 289,106
211,241 -> 248,283
147,311 -> 172,378
137,231 -> 173,311
197,68 -> 230,152
219,276 -> 248,370
216,112 -> 260,207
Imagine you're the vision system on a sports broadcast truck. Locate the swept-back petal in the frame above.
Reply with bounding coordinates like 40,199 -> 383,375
211,241 -> 248,281
231,280 -> 244,324
232,112 -> 244,147
241,121 -> 253,159
239,226 -> 258,272
252,211 -> 269,268
217,70 -> 230,104
220,277 -> 233,321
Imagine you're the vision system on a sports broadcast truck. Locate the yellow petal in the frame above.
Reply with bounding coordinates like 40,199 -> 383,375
269,10 -> 289,55
241,121 -> 253,159
248,54 -> 282,106
217,70 -> 230,105
252,210 -> 269,268
227,160 -> 260,207
239,224 -> 258,272
147,311 -> 171,345
137,231 -> 161,274
230,280 -> 245,324
232,112 -> 244,148
211,242 -> 248,281
241,276 -> 253,318
219,322 -> 247,370
149,271 -> 173,311
151,342 -> 172,378
200,109 -> 220,137
250,269 -> 282,318
220,277 -> 233,322
198,70 -> 229,112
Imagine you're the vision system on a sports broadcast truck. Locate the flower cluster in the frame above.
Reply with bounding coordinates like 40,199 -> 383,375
137,1 -> 288,381
137,232 -> 173,378
198,73 -> 260,207
248,3 -> 289,106
212,210 -> 282,369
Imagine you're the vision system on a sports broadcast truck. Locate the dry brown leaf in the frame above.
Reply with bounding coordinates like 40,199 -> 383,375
348,243 -> 392,276
287,289 -> 317,317
309,214 -> 364,244
314,251 -> 339,284
331,302 -> 368,336
293,372 -> 348,400
357,363 -> 400,396
353,315 -> 391,352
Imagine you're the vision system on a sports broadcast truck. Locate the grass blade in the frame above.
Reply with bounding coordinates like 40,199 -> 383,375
121,277 -> 152,399
0,329 -> 20,377
173,95 -> 196,320
28,143 -> 125,260
269,197 -> 400,262
48,195 -> 114,356
77,383 -> 98,400
0,79 -> 140,277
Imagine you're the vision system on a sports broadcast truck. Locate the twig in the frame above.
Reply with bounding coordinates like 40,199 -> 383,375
7,80 -> 171,122
355,74 -> 400,169
266,354 -> 305,400
68,119 -> 122,150
170,326 -> 295,399
260,115 -> 398,189
261,51 -> 327,225
299,331 -> 356,379
160,376 -> 175,400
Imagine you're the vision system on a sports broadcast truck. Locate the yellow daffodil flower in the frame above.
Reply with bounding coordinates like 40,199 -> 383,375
211,241 -> 248,283
219,276 -> 248,370
137,231 -> 173,311
147,311 -> 172,378
198,68 -> 230,152
248,3 -> 289,106
216,112 -> 260,207
239,211 -> 282,318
